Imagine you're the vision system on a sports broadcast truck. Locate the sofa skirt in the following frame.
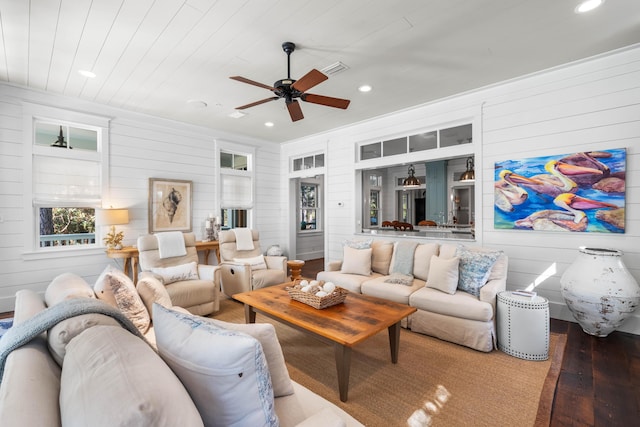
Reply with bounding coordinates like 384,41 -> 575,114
409,309 -> 495,352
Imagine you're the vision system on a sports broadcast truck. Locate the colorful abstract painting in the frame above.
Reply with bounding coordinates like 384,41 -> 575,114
494,149 -> 626,233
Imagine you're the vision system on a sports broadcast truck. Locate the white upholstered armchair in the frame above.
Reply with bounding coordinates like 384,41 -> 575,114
219,229 -> 287,297
136,232 -> 220,316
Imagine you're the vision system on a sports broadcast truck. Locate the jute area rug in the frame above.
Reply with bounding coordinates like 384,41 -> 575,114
212,298 -> 565,427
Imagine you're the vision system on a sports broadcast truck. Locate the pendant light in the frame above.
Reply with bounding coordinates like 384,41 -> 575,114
403,164 -> 421,188
459,157 -> 475,182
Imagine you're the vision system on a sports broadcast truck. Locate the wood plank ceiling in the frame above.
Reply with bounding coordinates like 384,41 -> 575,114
1,0 -> 639,143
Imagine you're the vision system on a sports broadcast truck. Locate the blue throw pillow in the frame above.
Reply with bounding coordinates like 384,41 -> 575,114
455,245 -> 502,297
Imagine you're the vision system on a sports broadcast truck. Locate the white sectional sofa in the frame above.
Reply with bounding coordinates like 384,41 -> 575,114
317,240 -> 508,352
0,272 -> 363,427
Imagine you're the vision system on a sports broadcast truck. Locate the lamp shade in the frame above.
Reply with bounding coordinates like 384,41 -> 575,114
402,164 -> 421,188
95,208 -> 129,226
459,157 -> 475,182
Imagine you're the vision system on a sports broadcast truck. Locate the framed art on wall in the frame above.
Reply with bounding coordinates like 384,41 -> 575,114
148,178 -> 192,233
494,149 -> 626,233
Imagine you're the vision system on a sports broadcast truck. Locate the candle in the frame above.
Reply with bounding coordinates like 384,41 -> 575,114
215,216 -> 221,224
206,220 -> 211,228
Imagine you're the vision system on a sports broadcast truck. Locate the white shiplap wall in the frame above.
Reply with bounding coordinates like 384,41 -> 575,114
282,45 -> 640,335
0,83 -> 283,312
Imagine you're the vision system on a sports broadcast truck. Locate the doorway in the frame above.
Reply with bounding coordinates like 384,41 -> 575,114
289,175 -> 325,261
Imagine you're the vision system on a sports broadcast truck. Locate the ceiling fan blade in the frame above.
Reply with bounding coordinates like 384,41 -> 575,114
286,100 -> 304,122
230,76 -> 275,91
302,93 -> 351,109
291,69 -> 327,93
236,97 -> 279,110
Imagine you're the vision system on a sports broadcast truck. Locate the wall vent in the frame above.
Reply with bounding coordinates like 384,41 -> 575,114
320,61 -> 349,76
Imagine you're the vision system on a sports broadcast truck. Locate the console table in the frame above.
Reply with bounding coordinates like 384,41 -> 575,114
106,240 -> 220,283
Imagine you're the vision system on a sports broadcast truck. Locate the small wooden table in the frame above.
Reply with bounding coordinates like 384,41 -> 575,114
106,240 -> 220,283
233,283 -> 416,402
286,259 -> 305,280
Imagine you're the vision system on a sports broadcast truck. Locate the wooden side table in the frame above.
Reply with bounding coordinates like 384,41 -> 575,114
287,259 -> 305,280
106,246 -> 139,282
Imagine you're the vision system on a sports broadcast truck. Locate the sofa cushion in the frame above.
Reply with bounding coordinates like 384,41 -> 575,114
412,243 -> 440,281
234,254 -> 268,270
47,313 -> 121,366
45,273 -> 95,307
94,265 -> 150,334
202,317 -> 294,397
152,304 -> 278,427
150,261 -> 199,284
340,246 -> 372,276
371,240 -> 394,275
425,255 -> 460,295
361,276 -> 424,305
316,271 -> 381,294
60,325 -> 203,427
455,245 -> 503,297
409,287 -> 494,322
135,273 -> 173,314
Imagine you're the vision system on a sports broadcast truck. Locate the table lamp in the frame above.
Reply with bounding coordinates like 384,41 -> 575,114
96,208 -> 129,249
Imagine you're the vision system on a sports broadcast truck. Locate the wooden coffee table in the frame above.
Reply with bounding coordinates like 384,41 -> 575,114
233,283 -> 416,402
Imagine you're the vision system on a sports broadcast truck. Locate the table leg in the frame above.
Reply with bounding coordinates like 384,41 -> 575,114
334,343 -> 352,402
388,321 -> 401,363
123,258 -> 131,278
131,256 -> 138,283
244,304 -> 257,324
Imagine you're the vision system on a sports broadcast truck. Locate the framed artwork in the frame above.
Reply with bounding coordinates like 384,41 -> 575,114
148,178 -> 193,233
494,148 -> 626,233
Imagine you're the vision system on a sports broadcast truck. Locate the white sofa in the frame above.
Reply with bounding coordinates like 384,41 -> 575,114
317,241 -> 508,352
0,272 -> 363,427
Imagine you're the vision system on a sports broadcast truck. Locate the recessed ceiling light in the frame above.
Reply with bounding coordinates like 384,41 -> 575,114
186,99 -> 208,108
78,69 -> 96,78
358,84 -> 372,93
575,0 -> 604,13
265,122 -> 274,127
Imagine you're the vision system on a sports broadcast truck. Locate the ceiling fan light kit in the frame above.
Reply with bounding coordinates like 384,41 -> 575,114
230,42 -> 351,122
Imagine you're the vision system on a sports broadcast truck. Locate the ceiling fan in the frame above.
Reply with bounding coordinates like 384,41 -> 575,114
230,42 -> 351,122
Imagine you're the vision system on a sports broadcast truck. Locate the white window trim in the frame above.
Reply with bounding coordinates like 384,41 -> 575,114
22,102 -> 110,256
216,140 -> 256,228
298,180 -> 322,233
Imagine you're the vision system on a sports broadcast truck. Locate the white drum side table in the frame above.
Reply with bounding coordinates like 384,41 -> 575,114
497,291 -> 550,361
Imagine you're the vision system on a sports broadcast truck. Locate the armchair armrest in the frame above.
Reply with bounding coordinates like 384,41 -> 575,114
327,260 -> 342,272
265,255 -> 287,274
136,272 -> 173,315
197,264 -> 219,282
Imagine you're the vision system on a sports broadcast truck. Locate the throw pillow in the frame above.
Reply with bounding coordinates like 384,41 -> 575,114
340,246 -> 372,276
342,239 -> 372,249
94,265 -> 150,334
150,261 -> 199,284
425,255 -> 460,295
60,325 -> 203,427
455,245 -> 503,297
152,304 -> 278,427
201,317 -> 294,397
234,254 -> 268,270
45,273 -> 96,307
371,240 -> 394,275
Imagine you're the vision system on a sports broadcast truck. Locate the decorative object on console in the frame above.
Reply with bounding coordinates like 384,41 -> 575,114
402,164 -> 421,188
560,246 -> 640,337
95,207 -> 129,249
266,244 -> 283,256
494,148 -> 626,233
148,178 -> 192,233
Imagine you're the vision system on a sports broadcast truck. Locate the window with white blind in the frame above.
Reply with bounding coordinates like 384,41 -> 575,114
23,104 -> 109,253
219,149 -> 253,228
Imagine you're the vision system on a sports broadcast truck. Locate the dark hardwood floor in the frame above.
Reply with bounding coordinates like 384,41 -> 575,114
303,258 -> 640,426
